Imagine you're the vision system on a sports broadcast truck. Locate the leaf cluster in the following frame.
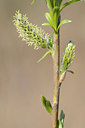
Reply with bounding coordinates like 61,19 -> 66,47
41,96 -> 65,128
43,0 -> 83,34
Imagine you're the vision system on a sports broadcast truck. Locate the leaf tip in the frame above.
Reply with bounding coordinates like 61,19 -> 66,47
31,0 -> 36,5
69,20 -> 72,23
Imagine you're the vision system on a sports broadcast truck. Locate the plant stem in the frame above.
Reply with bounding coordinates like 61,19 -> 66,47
52,16 -> 61,128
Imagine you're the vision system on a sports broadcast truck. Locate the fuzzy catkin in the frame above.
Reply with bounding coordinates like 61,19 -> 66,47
13,11 -> 53,49
60,40 -> 75,76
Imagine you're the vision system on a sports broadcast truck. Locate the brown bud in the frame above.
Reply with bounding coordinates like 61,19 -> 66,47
59,71 -> 66,84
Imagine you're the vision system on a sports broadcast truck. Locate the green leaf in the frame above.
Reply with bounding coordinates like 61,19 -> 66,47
60,0 -> 84,12
58,0 -> 63,6
57,19 -> 72,30
37,51 -> 51,63
58,110 -> 65,128
60,110 -> 65,121
41,96 -> 52,115
53,6 -> 59,15
42,22 -> 50,26
45,0 -> 54,13
58,120 -> 63,128
31,0 -> 36,5
67,70 -> 74,74
55,0 -> 63,7
45,13 -> 53,27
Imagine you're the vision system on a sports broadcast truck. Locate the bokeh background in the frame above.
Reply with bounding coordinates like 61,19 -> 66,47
0,0 -> 85,128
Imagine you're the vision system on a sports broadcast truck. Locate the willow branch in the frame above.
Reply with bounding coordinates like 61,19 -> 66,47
52,16 -> 61,128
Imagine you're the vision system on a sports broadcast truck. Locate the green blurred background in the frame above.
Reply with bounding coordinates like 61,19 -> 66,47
0,0 -> 85,128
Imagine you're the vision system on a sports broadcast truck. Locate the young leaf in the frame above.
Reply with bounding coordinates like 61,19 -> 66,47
58,110 -> 65,128
67,70 -> 74,74
42,22 -> 50,26
41,96 -> 52,115
37,51 -> 51,63
31,0 -> 36,5
60,0 -> 84,12
46,0 -> 54,10
53,6 -> 59,15
57,20 -> 72,30
45,13 -> 53,27
58,0 -> 63,7
60,110 -> 65,121
58,120 -> 63,128
55,0 -> 63,7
